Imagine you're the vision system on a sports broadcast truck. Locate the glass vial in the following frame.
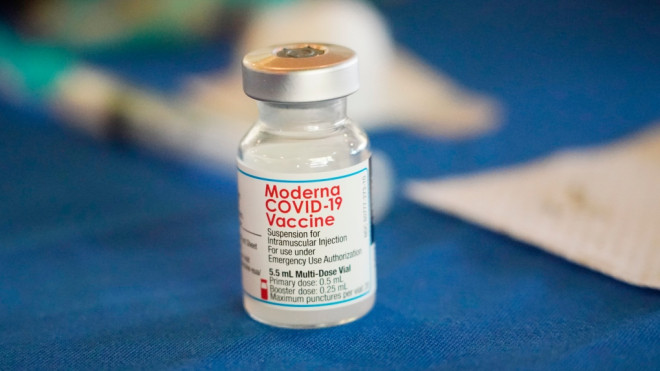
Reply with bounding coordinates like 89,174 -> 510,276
237,43 -> 376,328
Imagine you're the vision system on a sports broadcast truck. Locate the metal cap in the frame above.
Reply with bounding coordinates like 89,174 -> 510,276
242,43 -> 359,103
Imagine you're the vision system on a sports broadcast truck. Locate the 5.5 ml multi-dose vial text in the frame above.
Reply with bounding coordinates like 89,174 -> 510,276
237,43 -> 376,328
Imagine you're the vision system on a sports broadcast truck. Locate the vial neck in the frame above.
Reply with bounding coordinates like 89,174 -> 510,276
257,98 -> 348,133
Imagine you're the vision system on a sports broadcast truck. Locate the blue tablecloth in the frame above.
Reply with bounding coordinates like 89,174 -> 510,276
2,0 -> 659,369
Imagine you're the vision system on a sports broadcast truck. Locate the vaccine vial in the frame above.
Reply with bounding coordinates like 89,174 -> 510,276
237,43 -> 376,328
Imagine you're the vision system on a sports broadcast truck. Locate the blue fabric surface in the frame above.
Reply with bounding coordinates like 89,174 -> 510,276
2,0 -> 660,369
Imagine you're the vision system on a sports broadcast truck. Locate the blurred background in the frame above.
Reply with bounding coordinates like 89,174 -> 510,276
1,0 -> 659,369
1,0 -> 658,172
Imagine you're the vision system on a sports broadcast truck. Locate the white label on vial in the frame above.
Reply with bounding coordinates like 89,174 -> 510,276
238,159 -> 374,308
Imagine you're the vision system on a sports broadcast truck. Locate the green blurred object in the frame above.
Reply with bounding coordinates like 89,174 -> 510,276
0,25 -> 76,100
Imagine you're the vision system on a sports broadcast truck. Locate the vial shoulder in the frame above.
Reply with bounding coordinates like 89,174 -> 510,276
238,121 -> 370,173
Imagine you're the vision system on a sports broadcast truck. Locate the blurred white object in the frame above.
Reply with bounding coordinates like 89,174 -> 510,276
370,150 -> 395,223
187,0 -> 501,138
406,124 -> 660,289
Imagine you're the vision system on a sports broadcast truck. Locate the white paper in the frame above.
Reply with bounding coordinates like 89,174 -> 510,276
406,125 -> 660,289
